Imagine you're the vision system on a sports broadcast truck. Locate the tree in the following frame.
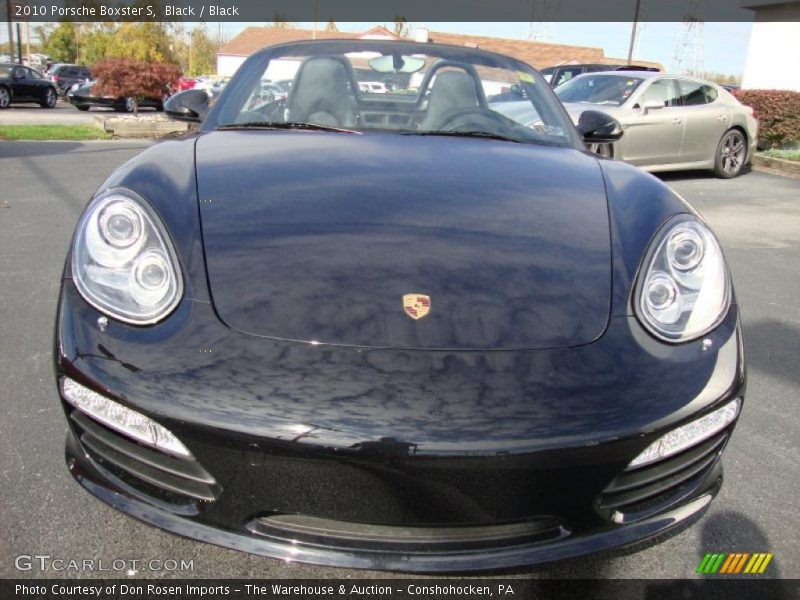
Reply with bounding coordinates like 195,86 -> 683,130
393,16 -> 408,38
79,23 -> 116,66
325,19 -> 339,32
268,14 -> 295,29
91,59 -> 181,116
175,26 -> 219,76
77,22 -> 176,66
43,22 -> 79,63
107,23 -> 176,63
33,23 -> 54,50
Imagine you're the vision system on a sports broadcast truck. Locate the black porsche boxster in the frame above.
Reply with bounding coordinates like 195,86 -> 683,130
55,40 -> 745,572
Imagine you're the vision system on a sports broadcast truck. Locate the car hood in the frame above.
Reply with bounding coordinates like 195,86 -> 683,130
196,131 -> 611,350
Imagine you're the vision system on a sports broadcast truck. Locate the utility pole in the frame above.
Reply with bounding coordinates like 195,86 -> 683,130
24,18 -> 30,62
6,0 -> 15,61
626,0 -> 642,65
16,22 -> 22,63
312,0 -> 319,40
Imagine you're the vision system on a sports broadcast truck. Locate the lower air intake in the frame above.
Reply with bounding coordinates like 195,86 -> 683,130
70,410 -> 221,513
598,430 -> 728,522
247,514 -> 568,552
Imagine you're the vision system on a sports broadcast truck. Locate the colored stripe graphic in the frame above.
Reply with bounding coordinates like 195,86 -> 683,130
697,553 -> 713,574
734,553 -> 750,573
700,552 -> 774,574
719,554 -> 736,573
744,554 -> 761,574
711,553 -> 726,573
758,553 -> 773,574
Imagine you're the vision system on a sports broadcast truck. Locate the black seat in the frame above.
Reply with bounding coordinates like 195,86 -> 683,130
419,70 -> 481,131
286,57 -> 359,128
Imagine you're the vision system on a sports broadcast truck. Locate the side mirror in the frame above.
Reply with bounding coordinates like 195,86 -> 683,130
641,99 -> 665,114
164,89 -> 209,123
577,110 -> 623,144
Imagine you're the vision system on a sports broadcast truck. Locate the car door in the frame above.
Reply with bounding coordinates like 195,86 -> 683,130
28,68 -> 49,96
621,78 -> 684,166
12,66 -> 36,99
675,80 -> 730,164
28,68 -> 53,102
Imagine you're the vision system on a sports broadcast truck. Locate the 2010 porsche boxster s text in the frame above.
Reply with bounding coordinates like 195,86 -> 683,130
55,40 -> 745,572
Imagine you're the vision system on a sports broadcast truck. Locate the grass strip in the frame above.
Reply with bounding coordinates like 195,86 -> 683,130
0,124 -> 111,141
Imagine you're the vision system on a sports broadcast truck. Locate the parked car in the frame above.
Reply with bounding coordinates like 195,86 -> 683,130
554,71 -> 758,177
176,76 -> 197,91
66,80 -> 166,112
48,64 -> 92,97
0,63 -> 58,108
57,39 -> 744,573
358,81 -> 388,94
257,81 -> 288,103
540,63 -> 660,88
193,77 -> 228,99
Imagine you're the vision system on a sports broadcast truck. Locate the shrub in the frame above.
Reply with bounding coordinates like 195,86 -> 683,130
91,59 -> 181,116
734,89 -> 800,149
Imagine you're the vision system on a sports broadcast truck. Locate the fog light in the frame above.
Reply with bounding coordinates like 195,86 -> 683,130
61,377 -> 192,459
629,398 -> 741,469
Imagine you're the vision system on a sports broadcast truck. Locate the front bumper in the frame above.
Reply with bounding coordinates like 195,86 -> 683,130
66,426 -> 720,572
56,279 -> 745,572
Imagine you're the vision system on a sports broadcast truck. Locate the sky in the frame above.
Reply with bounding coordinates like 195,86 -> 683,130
2,20 -> 754,77
209,21 -> 755,76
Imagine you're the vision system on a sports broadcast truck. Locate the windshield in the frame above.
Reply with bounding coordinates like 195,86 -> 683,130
204,40 -> 580,148
556,74 -> 644,106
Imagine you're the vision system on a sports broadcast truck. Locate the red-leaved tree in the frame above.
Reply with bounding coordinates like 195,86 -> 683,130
92,59 -> 181,116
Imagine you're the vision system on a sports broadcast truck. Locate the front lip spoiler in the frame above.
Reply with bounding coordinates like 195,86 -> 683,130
67,430 -> 718,573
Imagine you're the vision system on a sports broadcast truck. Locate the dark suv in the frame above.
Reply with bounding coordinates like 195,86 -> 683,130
540,63 -> 660,88
49,64 -> 91,97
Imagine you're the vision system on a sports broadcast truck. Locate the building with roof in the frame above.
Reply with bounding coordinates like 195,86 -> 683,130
215,25 -> 661,78
741,0 -> 800,91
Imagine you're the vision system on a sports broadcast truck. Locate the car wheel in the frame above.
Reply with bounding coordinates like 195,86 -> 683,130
587,142 -> 613,159
41,87 -> 57,108
119,97 -> 136,113
76,105 -> 90,112
0,86 -> 11,109
713,129 -> 747,178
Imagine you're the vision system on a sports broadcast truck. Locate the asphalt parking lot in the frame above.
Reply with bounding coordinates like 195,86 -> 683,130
0,141 -> 798,580
0,101 -> 161,125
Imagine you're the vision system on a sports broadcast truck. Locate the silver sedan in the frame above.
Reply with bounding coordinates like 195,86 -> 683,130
554,71 -> 758,178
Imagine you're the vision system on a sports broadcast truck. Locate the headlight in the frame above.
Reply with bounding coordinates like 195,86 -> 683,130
72,189 -> 182,325
635,215 -> 730,342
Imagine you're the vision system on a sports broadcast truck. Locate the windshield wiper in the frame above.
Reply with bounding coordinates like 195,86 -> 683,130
403,130 -> 521,143
217,121 -> 360,134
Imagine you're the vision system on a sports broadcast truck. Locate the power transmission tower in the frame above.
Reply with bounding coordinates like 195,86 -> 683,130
527,0 -> 555,43
671,0 -> 705,76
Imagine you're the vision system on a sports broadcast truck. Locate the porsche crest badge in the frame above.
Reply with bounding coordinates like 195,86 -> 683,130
403,294 -> 431,320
